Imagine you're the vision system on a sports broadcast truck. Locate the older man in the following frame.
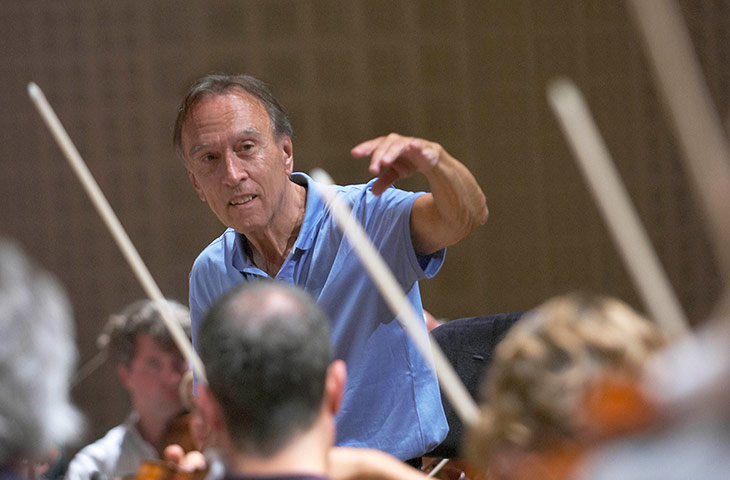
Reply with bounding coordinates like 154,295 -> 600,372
174,73 -> 487,461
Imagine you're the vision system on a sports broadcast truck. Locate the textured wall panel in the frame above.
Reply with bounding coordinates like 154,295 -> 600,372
0,0 -> 724,453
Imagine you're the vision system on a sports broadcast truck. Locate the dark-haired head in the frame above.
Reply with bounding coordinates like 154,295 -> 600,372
197,280 -> 332,456
173,74 -> 293,162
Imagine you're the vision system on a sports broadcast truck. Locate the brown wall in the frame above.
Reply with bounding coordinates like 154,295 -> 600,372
0,0 -> 724,449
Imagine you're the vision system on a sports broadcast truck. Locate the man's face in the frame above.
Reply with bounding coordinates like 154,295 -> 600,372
181,91 -> 294,235
118,334 -> 187,419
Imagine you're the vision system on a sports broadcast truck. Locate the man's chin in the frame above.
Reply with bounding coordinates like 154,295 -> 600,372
223,211 -> 270,234
228,220 -> 266,235
158,401 -> 185,417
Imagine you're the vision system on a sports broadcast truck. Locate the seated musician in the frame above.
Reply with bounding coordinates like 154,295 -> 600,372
465,293 -> 665,480
0,238 -> 82,480
190,279 -> 428,480
65,299 -> 191,480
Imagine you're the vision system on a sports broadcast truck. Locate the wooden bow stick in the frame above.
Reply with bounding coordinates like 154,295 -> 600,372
310,168 -> 479,428
626,0 -> 730,298
27,82 -> 207,384
547,79 -> 690,338
624,0 -> 730,416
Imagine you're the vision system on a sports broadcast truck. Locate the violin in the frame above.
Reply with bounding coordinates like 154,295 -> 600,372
580,371 -> 658,439
487,372 -> 658,480
134,383 -> 211,480
157,411 -> 199,458
133,459 -> 206,480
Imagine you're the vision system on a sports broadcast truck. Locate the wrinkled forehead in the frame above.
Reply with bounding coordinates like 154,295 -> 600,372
186,89 -> 272,131
181,90 -> 274,153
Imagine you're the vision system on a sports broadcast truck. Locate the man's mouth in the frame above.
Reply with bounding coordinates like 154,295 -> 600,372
230,195 -> 256,206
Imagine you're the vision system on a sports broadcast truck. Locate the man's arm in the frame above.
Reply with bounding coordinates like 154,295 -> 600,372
351,134 -> 487,256
328,447 -> 429,480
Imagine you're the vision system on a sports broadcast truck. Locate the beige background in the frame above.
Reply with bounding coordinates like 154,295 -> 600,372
0,0 -> 724,449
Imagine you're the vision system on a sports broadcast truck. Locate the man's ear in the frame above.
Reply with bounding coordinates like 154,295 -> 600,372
196,384 -> 225,433
281,137 -> 294,175
324,360 -> 347,415
117,363 -> 132,391
186,168 -> 207,202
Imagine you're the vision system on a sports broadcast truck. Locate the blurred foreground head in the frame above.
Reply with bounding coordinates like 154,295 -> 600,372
197,280 -> 335,458
466,294 -> 665,474
0,238 -> 82,466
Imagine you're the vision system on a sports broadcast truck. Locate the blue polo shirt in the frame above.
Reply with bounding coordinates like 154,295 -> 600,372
189,172 -> 448,460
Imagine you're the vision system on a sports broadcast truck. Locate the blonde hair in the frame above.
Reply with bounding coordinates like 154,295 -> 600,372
466,294 -> 664,468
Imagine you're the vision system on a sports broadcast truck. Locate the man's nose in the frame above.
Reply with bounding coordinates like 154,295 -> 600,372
222,150 -> 248,186
162,364 -> 184,386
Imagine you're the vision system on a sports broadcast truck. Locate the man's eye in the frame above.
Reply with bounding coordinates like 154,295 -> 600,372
147,359 -> 162,370
176,358 -> 188,373
202,154 -> 216,162
237,143 -> 254,153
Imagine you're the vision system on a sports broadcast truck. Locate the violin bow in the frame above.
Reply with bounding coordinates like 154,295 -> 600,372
549,0 -> 730,424
623,0 -> 730,415
27,82 -> 208,385
546,0 -> 730,336
310,169 -> 480,429
547,79 -> 690,338
626,0 -> 730,301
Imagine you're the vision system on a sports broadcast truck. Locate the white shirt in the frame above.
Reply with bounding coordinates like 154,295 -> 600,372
65,413 -> 157,480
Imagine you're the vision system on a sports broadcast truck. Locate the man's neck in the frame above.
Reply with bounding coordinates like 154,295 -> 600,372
135,409 -> 179,452
244,182 -> 307,277
227,426 -> 329,478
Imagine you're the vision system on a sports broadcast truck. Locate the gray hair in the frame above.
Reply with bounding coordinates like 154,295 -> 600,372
0,238 -> 82,463
197,280 -> 331,456
173,73 -> 293,162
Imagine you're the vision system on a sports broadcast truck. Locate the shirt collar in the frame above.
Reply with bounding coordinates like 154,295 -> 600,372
123,411 -> 157,452
231,172 -> 326,273
290,172 -> 326,252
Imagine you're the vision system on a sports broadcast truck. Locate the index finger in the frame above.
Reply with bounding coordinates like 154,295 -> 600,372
163,444 -> 185,464
350,136 -> 385,158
